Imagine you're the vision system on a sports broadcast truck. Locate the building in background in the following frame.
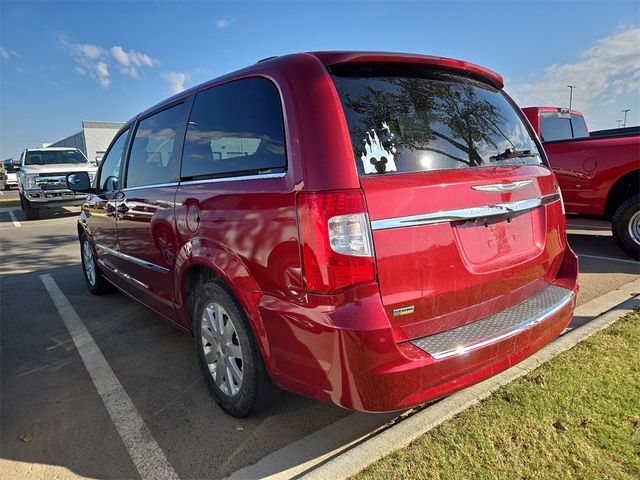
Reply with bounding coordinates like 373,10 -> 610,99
48,121 -> 124,164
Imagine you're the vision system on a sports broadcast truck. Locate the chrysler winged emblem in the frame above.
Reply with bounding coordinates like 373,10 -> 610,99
471,180 -> 533,193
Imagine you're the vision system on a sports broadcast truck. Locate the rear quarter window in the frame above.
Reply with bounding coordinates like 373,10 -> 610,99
330,65 -> 542,176
180,77 -> 286,180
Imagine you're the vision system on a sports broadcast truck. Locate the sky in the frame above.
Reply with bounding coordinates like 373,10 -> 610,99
1,0 -> 639,160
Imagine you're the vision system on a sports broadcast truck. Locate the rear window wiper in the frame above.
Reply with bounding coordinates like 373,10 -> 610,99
490,148 -> 538,161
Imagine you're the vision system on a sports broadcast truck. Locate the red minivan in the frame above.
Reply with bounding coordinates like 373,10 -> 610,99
67,52 -> 579,417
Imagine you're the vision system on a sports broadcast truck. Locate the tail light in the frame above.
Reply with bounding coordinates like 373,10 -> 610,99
296,190 -> 375,293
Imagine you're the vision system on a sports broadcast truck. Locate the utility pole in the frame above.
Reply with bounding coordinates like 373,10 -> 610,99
567,85 -> 575,111
621,109 -> 630,127
617,120 -> 623,128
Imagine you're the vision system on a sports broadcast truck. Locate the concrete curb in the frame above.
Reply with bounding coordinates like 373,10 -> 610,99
298,288 -> 640,480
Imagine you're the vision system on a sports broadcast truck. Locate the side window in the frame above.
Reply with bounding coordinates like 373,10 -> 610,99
97,128 -> 129,192
571,114 -> 588,138
540,112 -> 573,142
181,77 -> 286,180
126,104 -> 184,188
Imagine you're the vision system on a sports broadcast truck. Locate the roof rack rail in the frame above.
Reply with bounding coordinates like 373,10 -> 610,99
257,56 -> 278,63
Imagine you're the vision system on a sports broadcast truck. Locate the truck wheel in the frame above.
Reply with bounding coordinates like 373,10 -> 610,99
193,281 -> 281,417
80,232 -> 114,294
612,194 -> 640,260
21,194 -> 40,220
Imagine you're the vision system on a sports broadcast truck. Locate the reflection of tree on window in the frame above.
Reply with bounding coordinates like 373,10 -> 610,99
333,71 -> 540,175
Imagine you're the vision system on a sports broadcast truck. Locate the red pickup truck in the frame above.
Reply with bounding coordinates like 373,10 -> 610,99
522,107 -> 639,259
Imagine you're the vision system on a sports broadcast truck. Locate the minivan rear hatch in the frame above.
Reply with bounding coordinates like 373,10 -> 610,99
330,63 -> 566,341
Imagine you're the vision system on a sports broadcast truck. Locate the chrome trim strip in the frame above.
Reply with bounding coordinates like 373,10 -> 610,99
371,193 -> 560,231
122,182 -> 180,192
429,289 -> 575,360
179,172 -> 286,186
471,180 -> 533,192
95,243 -> 169,273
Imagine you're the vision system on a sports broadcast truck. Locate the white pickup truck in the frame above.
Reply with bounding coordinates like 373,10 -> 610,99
18,147 -> 98,220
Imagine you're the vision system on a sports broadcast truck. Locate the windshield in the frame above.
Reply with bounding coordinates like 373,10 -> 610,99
330,65 -> 543,176
24,150 -> 88,166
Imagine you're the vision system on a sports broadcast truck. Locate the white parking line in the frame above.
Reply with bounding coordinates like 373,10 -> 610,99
40,274 -> 179,480
578,253 -> 639,266
8,210 -> 21,227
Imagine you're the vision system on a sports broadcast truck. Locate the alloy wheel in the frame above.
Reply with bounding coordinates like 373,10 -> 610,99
201,302 -> 244,396
628,210 -> 640,246
82,240 -> 97,286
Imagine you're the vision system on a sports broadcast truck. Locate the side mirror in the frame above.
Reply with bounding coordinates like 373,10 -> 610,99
66,172 -> 93,193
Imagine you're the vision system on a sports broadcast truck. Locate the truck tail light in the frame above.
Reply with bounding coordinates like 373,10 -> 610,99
296,190 -> 375,293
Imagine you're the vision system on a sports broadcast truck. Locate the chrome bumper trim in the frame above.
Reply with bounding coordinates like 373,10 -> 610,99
410,284 -> 575,360
95,243 -> 169,274
371,193 -> 560,231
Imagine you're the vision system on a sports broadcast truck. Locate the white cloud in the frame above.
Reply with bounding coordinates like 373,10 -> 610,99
215,18 -> 229,29
59,35 -> 158,88
161,71 -> 188,94
110,46 -> 159,78
95,61 -> 110,88
508,26 -> 640,115
0,46 -> 20,60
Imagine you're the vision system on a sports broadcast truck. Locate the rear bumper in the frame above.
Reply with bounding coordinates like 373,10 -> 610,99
260,248 -> 579,412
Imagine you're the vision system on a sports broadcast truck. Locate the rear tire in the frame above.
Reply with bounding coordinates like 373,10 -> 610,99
611,194 -> 640,260
80,232 -> 114,294
193,282 -> 281,417
21,194 -> 40,220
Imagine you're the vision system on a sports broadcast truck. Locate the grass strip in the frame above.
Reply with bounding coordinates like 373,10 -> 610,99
355,311 -> 640,480
0,198 -> 20,208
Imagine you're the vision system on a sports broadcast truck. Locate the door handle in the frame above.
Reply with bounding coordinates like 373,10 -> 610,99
105,203 -> 116,217
115,203 -> 129,218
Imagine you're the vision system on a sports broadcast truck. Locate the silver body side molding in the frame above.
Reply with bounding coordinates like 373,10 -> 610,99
370,193 -> 560,231
95,244 -> 169,274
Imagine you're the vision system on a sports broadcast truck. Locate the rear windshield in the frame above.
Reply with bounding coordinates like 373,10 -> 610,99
540,112 -> 589,142
330,65 -> 543,176
24,150 -> 88,166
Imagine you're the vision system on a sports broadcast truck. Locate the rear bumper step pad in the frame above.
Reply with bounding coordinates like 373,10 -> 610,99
411,284 -> 574,360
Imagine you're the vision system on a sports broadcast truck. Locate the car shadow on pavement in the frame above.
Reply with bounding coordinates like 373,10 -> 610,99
0,230 -> 80,275
11,206 -> 80,221
2,264 -> 380,479
568,233 -> 638,276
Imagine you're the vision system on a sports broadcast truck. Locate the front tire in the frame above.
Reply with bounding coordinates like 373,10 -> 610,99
80,232 -> 114,294
193,282 -> 280,417
21,194 -> 40,220
612,194 -> 640,260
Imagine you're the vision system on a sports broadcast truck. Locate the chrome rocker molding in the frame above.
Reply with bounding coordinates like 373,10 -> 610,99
410,284 -> 575,360
95,243 -> 169,274
371,193 -> 560,231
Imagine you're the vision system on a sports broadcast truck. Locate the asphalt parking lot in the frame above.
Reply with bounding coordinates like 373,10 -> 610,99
1,206 -> 638,479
